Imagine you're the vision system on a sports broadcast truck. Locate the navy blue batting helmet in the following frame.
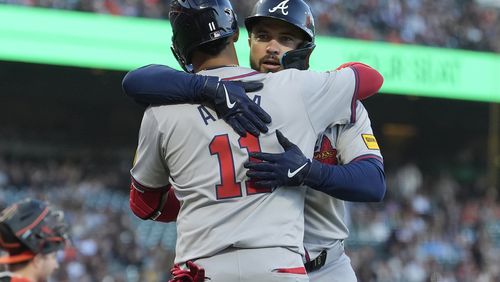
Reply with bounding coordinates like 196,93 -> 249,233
245,0 -> 316,70
169,0 -> 239,72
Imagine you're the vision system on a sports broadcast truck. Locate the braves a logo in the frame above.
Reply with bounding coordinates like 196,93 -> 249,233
269,0 -> 289,15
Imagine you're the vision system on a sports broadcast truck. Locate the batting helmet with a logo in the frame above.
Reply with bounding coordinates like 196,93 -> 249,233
245,0 -> 316,70
169,0 -> 239,72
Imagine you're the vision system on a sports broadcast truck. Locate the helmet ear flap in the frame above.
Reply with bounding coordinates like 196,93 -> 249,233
169,0 -> 238,71
281,42 -> 316,70
171,45 -> 193,73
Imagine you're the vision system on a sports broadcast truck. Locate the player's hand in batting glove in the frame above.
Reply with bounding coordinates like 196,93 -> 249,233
202,77 -> 271,137
244,130 -> 313,188
169,261 -> 207,282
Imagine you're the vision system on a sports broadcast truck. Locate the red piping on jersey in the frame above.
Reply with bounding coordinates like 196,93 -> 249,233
350,67 -> 360,123
222,71 -> 260,81
348,63 -> 384,123
350,154 -> 384,163
304,248 -> 311,263
274,266 -> 307,275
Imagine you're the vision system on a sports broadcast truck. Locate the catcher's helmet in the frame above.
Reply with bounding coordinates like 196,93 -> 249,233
0,199 -> 68,264
245,0 -> 316,70
169,0 -> 238,72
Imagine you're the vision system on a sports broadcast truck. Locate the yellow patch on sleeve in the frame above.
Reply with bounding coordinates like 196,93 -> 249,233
362,134 -> 380,150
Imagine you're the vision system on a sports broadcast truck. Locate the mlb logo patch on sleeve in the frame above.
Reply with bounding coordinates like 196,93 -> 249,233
362,134 -> 379,150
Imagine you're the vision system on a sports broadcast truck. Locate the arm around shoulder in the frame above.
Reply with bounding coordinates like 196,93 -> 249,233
304,157 -> 386,202
122,64 -> 211,105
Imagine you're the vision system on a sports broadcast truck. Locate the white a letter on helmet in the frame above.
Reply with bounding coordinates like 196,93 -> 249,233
269,0 -> 289,15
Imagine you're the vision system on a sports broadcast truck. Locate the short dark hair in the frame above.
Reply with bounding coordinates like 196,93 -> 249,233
193,37 -> 231,58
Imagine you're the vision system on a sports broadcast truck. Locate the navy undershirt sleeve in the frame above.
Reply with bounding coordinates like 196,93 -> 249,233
304,158 -> 386,202
122,64 -> 214,105
123,65 -> 386,203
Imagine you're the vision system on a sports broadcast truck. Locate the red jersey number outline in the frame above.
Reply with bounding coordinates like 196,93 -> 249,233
209,134 -> 272,199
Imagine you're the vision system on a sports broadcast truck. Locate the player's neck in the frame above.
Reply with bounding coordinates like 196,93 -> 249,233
193,45 -> 239,73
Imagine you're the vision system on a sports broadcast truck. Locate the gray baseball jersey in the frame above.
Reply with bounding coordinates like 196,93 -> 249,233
131,66 -> 358,265
304,102 -> 383,265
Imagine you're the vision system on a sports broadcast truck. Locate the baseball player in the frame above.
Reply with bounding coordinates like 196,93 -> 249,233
244,2 -> 385,281
0,199 -> 69,282
124,0 -> 385,281
128,0 -> 371,280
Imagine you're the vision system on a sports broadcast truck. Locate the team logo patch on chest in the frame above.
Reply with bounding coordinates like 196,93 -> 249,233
314,135 -> 337,165
362,134 -> 380,150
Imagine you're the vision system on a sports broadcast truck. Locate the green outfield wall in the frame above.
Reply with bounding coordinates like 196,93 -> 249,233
1,4 -> 498,102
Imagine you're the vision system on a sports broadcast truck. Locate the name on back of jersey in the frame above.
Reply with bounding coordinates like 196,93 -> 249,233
197,95 -> 262,126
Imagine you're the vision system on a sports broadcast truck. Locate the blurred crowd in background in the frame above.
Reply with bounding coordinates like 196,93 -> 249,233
0,156 -> 176,282
0,0 -> 499,52
0,0 -> 499,281
1,155 -> 499,282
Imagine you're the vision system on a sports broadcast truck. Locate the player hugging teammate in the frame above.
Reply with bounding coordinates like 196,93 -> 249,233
124,0 -> 386,281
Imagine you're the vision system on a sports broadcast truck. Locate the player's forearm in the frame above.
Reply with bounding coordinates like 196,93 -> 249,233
304,158 -> 386,202
122,64 -> 216,105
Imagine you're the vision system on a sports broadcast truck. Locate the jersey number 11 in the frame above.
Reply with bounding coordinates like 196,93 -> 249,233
210,134 -> 272,199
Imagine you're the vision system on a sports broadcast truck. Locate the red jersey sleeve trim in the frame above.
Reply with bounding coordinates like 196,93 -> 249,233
350,67 -> 360,123
349,63 -> 383,100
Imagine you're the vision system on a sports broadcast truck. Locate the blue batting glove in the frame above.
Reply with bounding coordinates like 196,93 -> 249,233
202,77 -> 271,137
244,130 -> 312,188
